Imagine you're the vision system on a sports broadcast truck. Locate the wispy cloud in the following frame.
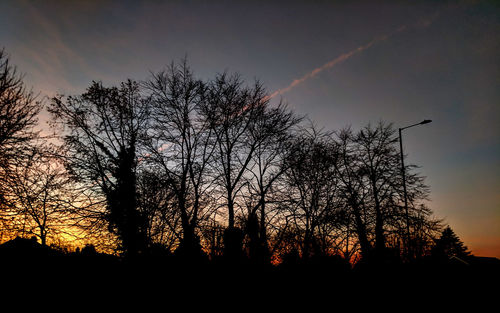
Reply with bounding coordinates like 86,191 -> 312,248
267,12 -> 439,101
14,1 -> 103,95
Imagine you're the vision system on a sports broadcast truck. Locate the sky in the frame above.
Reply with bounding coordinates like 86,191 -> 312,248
1,0 -> 499,257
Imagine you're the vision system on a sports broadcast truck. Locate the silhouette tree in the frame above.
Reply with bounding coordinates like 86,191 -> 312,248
432,226 -> 471,261
144,60 -> 213,259
49,80 -> 150,257
283,125 -> 341,260
136,168 -> 179,251
331,128 -> 372,258
344,122 -> 430,262
402,203 -> 442,260
0,49 -> 41,211
242,102 -> 301,264
354,122 -> 401,256
201,73 -> 268,261
3,151 -> 71,246
201,220 -> 225,260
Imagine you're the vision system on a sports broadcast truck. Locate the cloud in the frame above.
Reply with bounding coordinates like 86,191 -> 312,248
12,1 -> 104,96
267,37 -> 382,100
267,12 -> 440,100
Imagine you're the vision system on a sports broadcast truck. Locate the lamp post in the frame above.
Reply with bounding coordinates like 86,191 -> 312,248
399,119 -> 432,260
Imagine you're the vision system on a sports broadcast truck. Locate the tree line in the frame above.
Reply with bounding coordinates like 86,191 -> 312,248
1,49 -> 455,266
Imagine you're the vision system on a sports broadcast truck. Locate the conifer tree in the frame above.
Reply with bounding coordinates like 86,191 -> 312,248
432,226 -> 471,260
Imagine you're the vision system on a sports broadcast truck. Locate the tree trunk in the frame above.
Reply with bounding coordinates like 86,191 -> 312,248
371,178 -> 386,253
351,200 -> 371,257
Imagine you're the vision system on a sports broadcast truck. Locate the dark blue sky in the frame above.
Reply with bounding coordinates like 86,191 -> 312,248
1,0 -> 499,256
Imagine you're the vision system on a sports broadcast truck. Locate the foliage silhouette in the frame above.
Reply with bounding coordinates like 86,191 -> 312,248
431,226 -> 471,262
49,80 -> 150,257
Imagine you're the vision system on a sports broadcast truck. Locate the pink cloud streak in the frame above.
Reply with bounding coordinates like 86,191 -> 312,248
266,12 -> 439,101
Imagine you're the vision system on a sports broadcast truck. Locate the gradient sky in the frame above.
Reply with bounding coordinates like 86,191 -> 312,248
1,0 -> 499,257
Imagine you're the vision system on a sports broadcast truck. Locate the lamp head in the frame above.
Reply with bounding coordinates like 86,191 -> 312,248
420,119 -> 432,125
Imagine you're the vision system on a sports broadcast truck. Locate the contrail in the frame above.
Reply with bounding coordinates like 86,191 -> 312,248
267,13 -> 438,101
267,36 -> 386,100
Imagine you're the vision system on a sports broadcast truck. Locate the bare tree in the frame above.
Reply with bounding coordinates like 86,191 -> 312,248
330,122 -> 432,262
144,60 -> 214,258
201,73 -> 269,259
332,128 -> 372,258
0,48 -> 41,214
49,80 -> 150,257
400,203 -> 442,260
354,122 -> 400,254
243,102 -> 302,263
283,125 -> 341,259
136,168 -> 179,252
3,151 -> 71,246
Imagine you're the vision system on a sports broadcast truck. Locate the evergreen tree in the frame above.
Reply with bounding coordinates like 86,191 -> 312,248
432,226 -> 471,260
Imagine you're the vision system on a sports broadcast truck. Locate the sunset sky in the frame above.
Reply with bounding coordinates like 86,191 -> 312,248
1,0 -> 498,257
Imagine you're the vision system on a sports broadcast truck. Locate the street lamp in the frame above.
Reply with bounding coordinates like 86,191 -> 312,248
399,119 -> 432,259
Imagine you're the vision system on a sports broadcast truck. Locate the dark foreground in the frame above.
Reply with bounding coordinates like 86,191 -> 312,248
1,238 -> 498,308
